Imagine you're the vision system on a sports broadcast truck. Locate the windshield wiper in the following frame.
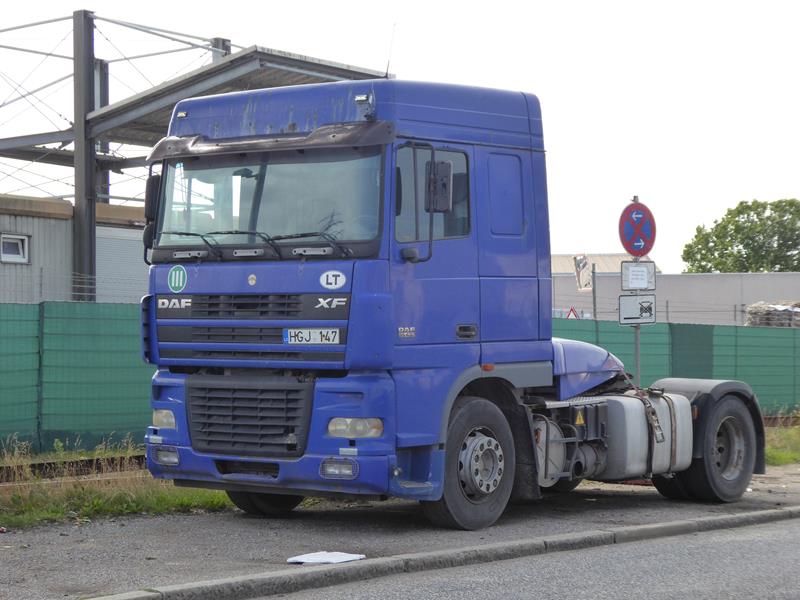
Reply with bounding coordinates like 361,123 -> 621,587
205,230 -> 281,258
160,231 -> 223,259
270,231 -> 352,257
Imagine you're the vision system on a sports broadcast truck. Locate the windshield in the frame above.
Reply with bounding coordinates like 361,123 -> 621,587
156,147 -> 382,248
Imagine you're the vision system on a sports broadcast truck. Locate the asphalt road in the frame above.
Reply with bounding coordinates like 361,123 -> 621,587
1,465 -> 799,600
274,520 -> 800,600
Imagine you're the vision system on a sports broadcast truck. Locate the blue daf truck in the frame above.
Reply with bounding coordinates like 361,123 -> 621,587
141,79 -> 764,529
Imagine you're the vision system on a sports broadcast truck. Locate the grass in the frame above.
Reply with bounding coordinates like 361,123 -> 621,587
765,426 -> 800,466
0,437 -> 233,530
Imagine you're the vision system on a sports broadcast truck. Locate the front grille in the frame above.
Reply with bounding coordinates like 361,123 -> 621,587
187,374 -> 314,457
158,326 -> 347,346
191,294 -> 302,319
162,348 -> 344,362
156,293 -> 350,321
159,326 -> 284,344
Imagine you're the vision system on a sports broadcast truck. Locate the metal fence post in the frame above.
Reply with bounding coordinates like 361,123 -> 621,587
35,301 -> 45,451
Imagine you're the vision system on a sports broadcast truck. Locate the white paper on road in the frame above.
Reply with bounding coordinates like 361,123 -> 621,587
287,551 -> 366,564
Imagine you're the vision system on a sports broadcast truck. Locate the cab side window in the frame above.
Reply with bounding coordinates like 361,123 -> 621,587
395,146 -> 470,242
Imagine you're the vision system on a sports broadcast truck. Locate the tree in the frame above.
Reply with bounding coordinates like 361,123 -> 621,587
682,199 -> 800,273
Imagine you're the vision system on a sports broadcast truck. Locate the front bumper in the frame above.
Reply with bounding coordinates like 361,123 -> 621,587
147,369 -> 443,500
147,444 -> 393,496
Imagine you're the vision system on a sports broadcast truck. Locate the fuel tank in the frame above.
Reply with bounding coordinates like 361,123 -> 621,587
594,391 -> 693,480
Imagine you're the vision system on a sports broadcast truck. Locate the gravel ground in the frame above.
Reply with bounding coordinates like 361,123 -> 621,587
1,464 -> 799,600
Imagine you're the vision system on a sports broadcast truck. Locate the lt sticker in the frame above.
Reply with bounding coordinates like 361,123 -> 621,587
167,265 -> 187,293
320,270 -> 346,290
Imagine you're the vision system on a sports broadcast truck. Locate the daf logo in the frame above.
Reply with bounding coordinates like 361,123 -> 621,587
158,298 -> 192,309
315,297 -> 347,309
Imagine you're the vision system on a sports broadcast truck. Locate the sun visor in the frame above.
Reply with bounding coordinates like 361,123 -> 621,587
146,121 -> 395,163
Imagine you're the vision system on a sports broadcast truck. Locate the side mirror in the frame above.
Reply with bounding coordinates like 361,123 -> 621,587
143,222 -> 155,250
144,174 -> 161,222
143,222 -> 155,265
424,160 -> 453,213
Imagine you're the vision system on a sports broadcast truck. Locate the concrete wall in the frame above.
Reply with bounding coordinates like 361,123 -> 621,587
554,271 -> 800,325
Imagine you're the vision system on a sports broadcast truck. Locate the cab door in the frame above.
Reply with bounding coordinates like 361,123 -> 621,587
389,142 -> 479,352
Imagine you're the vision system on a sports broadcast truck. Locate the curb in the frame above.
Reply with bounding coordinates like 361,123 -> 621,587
94,506 -> 800,600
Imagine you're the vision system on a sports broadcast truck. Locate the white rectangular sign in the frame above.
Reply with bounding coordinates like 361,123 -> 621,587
619,294 -> 656,325
621,261 -> 656,291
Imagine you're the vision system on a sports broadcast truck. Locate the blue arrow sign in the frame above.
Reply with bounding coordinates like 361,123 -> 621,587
631,210 -> 643,223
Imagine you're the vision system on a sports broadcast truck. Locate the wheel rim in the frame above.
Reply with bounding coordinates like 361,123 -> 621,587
458,427 -> 505,501
714,416 -> 746,481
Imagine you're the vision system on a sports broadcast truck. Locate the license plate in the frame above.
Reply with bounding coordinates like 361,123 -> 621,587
283,328 -> 340,345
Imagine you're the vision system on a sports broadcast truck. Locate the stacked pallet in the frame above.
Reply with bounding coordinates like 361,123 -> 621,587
745,301 -> 800,327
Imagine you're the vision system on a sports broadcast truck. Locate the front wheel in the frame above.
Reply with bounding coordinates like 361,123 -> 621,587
421,396 -> 516,530
226,491 -> 304,516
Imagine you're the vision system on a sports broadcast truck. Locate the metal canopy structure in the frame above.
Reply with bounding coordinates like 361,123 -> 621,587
90,46 -> 387,149
0,10 -> 387,299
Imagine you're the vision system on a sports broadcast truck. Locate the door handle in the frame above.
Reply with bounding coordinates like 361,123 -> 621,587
456,324 -> 478,339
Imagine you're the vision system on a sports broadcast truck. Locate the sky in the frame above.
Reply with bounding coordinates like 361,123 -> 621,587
1,0 -> 799,273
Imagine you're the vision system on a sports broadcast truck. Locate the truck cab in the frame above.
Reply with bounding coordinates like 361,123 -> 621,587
142,80 -> 763,529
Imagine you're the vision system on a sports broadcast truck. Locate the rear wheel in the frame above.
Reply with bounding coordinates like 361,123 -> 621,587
652,474 -> 692,500
226,491 -> 304,516
421,396 -> 515,530
679,395 -> 756,502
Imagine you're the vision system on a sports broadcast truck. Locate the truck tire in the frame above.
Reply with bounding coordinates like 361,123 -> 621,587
680,395 -> 757,502
651,474 -> 692,500
421,396 -> 515,530
543,478 -> 583,494
226,491 -> 304,516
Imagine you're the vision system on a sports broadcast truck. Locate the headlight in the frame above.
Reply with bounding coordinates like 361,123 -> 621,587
327,417 -> 383,438
152,409 -> 176,429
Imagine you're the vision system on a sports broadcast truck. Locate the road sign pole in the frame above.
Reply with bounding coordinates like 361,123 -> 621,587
634,324 -> 641,387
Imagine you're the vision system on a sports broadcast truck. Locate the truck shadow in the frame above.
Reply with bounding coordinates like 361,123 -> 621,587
234,484 -> 782,536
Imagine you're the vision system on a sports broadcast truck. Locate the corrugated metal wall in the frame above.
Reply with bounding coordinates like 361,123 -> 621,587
96,226 -> 149,303
0,214 -> 72,304
0,219 -> 148,305
554,271 -> 800,326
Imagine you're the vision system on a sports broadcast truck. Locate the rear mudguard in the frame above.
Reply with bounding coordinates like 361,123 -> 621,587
652,378 -> 766,474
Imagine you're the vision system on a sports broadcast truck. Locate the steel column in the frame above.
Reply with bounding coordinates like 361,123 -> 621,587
210,37 -> 231,63
72,9 -> 96,301
95,58 -> 110,204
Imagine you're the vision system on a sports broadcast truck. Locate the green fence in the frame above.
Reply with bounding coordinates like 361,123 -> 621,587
1,302 -> 153,452
0,304 -> 40,447
0,304 -> 798,453
552,319 -> 799,414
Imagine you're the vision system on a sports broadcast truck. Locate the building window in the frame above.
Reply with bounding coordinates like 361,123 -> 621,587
1,234 -> 29,264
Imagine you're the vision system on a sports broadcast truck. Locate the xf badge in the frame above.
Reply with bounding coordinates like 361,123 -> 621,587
315,298 -> 347,309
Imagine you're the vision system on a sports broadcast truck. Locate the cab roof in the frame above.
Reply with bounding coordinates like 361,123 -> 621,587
169,79 -> 544,151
